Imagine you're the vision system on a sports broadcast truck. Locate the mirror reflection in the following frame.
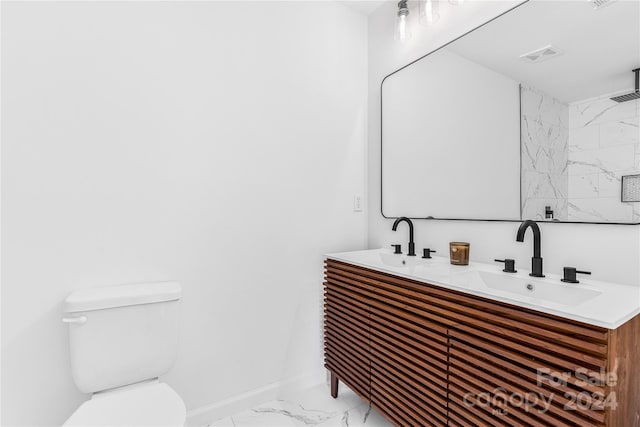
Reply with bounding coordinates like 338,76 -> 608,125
382,0 -> 640,223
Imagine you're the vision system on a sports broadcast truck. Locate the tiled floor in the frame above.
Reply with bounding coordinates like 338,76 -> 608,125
208,383 -> 393,426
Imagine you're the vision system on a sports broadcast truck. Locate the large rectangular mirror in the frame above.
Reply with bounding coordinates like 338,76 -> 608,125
382,0 -> 640,224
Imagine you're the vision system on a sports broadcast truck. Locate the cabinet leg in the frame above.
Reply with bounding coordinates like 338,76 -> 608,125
330,372 -> 339,398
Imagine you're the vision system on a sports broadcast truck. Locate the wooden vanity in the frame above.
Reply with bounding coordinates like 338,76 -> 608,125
324,259 -> 640,427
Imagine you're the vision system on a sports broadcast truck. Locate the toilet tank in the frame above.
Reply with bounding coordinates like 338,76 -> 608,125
63,282 -> 182,394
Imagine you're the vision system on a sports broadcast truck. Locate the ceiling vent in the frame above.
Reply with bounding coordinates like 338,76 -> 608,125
519,45 -> 563,64
588,0 -> 617,10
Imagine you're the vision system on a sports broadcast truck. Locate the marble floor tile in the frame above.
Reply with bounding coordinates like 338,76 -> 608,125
318,402 -> 393,427
208,384 -> 392,427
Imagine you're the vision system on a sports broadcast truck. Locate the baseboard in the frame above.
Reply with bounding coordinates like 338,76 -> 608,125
185,368 -> 326,426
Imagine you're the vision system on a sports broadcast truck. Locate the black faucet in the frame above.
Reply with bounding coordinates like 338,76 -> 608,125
516,220 -> 544,277
392,217 -> 416,256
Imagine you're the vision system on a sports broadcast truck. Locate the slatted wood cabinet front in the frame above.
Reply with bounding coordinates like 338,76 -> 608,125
323,259 -> 640,427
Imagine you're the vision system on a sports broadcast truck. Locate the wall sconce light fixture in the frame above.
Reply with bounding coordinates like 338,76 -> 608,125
395,0 -> 411,41
395,0 -> 461,41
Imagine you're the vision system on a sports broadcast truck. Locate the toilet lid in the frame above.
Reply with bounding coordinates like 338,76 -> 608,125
64,382 -> 186,426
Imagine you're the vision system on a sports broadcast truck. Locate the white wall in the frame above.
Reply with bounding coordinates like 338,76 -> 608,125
368,0 -> 640,286
1,2 -> 367,425
383,49 -> 520,219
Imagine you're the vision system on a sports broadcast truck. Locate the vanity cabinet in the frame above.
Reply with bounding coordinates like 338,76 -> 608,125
324,266 -> 370,402
367,275 -> 449,426
323,259 -> 640,427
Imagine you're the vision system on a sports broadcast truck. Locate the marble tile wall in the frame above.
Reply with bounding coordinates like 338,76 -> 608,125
520,84 -> 569,221
567,93 -> 640,222
520,84 -> 640,223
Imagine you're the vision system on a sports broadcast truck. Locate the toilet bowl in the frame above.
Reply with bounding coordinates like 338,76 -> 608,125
64,380 -> 185,426
62,282 -> 185,426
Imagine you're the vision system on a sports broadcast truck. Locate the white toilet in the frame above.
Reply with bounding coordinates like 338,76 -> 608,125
62,281 -> 186,426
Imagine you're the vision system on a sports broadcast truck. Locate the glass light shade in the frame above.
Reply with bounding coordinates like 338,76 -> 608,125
395,12 -> 411,41
394,0 -> 411,42
419,0 -> 440,24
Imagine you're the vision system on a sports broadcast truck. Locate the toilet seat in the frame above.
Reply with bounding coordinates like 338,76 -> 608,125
63,381 -> 185,426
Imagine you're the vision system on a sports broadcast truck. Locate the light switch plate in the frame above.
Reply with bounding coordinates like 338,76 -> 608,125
353,194 -> 363,212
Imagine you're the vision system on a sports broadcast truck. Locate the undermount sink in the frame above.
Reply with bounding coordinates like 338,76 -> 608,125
452,270 -> 602,307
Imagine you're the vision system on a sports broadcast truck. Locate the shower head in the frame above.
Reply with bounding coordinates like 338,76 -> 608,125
610,68 -> 640,102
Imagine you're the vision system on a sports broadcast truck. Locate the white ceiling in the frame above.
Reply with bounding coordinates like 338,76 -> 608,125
447,0 -> 640,103
339,0 -> 388,15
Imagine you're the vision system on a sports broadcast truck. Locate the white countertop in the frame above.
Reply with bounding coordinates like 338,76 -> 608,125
325,248 -> 640,330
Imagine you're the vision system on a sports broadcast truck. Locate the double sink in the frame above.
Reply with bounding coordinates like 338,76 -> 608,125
327,248 -> 640,328
379,251 -> 600,307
